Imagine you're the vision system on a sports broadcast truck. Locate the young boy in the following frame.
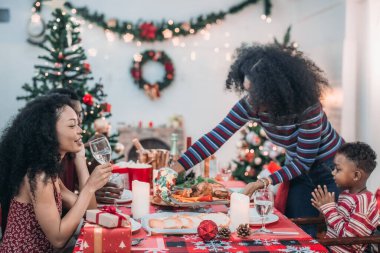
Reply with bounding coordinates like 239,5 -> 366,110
311,142 -> 379,253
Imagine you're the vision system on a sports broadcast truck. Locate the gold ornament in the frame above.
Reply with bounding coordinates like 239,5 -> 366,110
114,142 -> 125,155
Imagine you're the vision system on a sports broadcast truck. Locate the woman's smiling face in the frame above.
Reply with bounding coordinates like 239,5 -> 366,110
56,105 -> 83,156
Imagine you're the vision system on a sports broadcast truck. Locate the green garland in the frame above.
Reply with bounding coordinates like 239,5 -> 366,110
131,50 -> 174,99
62,0 -> 271,42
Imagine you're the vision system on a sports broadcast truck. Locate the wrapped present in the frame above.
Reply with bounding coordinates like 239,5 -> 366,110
82,223 -> 131,253
86,206 -> 130,228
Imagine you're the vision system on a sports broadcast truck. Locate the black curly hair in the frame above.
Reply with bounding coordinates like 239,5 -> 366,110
48,88 -> 80,101
226,43 -> 329,122
336,142 -> 377,174
0,94 -> 73,233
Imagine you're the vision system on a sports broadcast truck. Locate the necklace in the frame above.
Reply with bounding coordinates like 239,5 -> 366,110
357,186 -> 367,193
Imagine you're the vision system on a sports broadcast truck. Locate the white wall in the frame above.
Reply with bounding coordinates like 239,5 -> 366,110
341,0 -> 380,192
0,1 -> 345,173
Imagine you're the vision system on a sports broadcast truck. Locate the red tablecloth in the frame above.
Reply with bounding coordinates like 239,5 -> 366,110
72,181 -> 328,252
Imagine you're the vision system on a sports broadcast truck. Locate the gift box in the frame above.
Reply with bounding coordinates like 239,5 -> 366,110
86,207 -> 130,228
82,223 -> 131,253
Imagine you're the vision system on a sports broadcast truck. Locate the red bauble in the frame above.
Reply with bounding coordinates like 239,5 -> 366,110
58,52 -> 64,60
83,93 -> 94,106
101,103 -> 112,113
139,22 -> 157,40
83,62 -> 91,73
245,152 -> 255,163
197,220 -> 218,242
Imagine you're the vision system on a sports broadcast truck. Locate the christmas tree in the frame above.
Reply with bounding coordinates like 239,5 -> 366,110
232,122 -> 285,183
18,8 -> 124,162
231,26 -> 298,183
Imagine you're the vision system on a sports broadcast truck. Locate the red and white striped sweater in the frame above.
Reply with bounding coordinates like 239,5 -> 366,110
320,190 -> 379,253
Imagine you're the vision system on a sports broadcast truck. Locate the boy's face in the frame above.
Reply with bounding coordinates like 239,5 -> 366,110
332,153 -> 359,190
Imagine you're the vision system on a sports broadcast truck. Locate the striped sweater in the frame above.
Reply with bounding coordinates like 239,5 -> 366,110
320,191 -> 379,253
177,97 -> 344,185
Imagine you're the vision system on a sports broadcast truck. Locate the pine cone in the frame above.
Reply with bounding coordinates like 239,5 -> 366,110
218,226 -> 231,239
236,224 -> 251,238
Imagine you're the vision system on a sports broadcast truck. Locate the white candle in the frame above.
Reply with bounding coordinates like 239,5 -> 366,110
230,192 -> 250,231
131,180 -> 150,219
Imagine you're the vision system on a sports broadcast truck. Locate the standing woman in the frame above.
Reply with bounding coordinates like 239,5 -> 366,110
171,43 -> 344,236
0,94 -> 112,252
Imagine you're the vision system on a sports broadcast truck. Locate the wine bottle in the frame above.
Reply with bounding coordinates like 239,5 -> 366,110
168,133 -> 180,166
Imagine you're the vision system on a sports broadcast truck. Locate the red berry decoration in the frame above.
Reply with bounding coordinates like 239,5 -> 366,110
197,220 -> 218,242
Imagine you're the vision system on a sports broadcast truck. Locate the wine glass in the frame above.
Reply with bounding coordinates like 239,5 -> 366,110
89,136 -> 120,210
218,163 -> 232,182
253,188 -> 274,234
89,136 -> 112,165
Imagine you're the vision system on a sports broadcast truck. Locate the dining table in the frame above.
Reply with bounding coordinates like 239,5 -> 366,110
72,180 -> 329,252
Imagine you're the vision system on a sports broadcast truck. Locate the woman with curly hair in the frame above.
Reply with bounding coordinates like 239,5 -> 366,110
171,43 -> 344,236
48,88 -> 122,204
0,94 -> 112,252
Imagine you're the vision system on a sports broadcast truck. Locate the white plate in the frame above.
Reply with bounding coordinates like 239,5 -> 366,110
130,218 -> 141,233
249,213 -> 279,226
116,189 -> 132,204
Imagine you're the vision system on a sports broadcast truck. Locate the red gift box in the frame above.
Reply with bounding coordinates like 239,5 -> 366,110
82,223 -> 131,253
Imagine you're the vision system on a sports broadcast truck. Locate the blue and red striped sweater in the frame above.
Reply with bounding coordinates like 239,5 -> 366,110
177,97 -> 344,185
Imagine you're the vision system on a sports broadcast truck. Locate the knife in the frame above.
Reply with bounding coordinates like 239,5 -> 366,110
270,231 -> 299,235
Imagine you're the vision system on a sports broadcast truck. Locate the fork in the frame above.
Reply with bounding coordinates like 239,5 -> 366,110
131,238 -> 145,246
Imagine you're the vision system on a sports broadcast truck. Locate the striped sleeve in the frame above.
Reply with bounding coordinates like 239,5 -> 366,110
269,104 -> 323,185
320,194 -> 380,238
177,98 -> 252,170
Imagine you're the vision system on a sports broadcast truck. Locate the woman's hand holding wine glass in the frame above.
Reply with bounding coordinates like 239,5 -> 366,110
86,163 -> 113,193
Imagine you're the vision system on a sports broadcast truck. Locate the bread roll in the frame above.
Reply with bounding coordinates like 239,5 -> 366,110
163,218 -> 182,229
149,219 -> 164,229
184,215 -> 202,227
200,212 -> 230,227
178,217 -> 194,229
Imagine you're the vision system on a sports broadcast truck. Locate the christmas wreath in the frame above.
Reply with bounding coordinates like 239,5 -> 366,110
130,50 -> 174,100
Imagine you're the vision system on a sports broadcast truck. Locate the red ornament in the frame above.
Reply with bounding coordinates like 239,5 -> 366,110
139,22 -> 157,40
83,62 -> 91,73
245,152 -> 254,163
58,52 -> 64,60
101,103 -> 112,113
83,93 -> 94,106
148,121 -> 154,128
197,220 -> 218,242
267,161 -> 281,174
